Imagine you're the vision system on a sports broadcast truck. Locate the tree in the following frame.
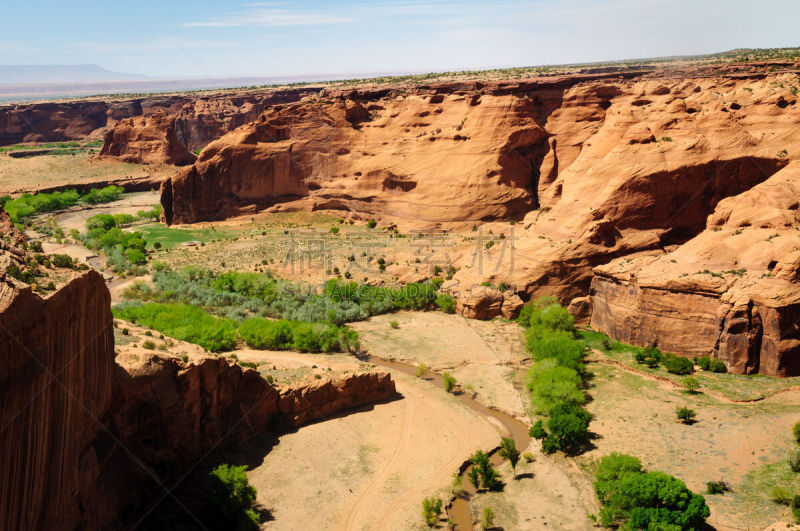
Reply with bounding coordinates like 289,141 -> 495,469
51,253 -> 74,268
205,464 -> 260,530
594,454 -> 709,529
421,497 -> 442,528
544,402 -> 592,453
498,437 -> 520,477
683,376 -> 701,394
529,420 -> 547,440
481,506 -> 495,530
676,407 -> 697,424
794,421 -> 800,443
467,466 -> 481,490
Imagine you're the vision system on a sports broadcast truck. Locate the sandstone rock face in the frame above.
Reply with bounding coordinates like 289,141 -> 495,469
0,216 -> 397,529
278,371 -> 396,427
0,88 -> 316,149
159,68 -> 800,373
98,111 -> 197,165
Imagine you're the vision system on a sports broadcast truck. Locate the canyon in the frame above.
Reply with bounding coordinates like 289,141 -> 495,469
0,210 -> 395,529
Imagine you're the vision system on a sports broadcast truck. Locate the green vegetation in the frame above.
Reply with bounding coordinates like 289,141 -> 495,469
443,372 -> 457,393
238,318 -> 357,352
366,220 -> 377,229
0,185 -> 125,225
594,453 -> 709,529
81,185 -> 123,204
676,407 -> 697,424
0,140 -> 102,153
421,497 -> 442,528
415,362 -> 429,378
113,302 -> 359,353
683,376 -> 701,394
480,507 -> 495,530
81,214 -> 148,274
521,297 -> 592,454
468,450 -> 501,491
113,303 -> 238,351
498,437 -> 520,476
706,481 -> 730,495
204,464 -> 260,530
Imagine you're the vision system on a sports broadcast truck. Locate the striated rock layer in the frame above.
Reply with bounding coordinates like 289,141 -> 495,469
98,111 -> 197,165
159,66 -> 800,373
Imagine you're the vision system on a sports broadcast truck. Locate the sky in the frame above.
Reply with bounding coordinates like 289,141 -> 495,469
1,0 -> 799,79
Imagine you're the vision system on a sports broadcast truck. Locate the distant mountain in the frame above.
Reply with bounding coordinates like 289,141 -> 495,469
0,64 -> 143,84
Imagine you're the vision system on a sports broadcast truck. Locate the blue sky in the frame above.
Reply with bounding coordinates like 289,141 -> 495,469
1,0 -> 798,79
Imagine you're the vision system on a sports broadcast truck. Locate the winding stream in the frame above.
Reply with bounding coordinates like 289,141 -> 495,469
362,355 -> 531,530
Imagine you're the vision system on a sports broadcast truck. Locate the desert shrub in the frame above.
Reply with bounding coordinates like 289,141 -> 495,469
480,507 -> 495,530
706,481 -> 730,494
770,485 -> 793,505
51,253 -> 74,268
29,240 -> 43,253
415,362 -> 429,377
683,377 -> 701,394
113,303 -> 238,352
435,293 -> 456,313
366,220 -> 377,228
529,303 -> 575,333
389,319 -> 399,329
709,359 -> 727,373
239,318 -> 294,349
664,354 -> 694,375
142,340 -> 156,350
594,453 -> 709,529
516,296 -> 558,327
82,185 -> 123,204
676,407 -> 697,424
239,318 -> 356,353
443,372 -> 457,393
204,464 -> 260,530
421,497 -> 442,528
543,401 -> 592,454
529,420 -> 547,439
793,421 -> 800,443
136,204 -> 162,221
697,356 -> 711,370
634,351 -> 648,364
790,450 -> 800,473
793,496 -> 800,523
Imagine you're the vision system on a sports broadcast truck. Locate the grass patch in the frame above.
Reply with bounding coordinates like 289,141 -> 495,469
135,223 -> 232,250
578,329 -> 800,401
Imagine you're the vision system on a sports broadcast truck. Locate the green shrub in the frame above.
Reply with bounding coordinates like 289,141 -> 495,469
469,450 -> 501,491
113,303 -> 238,352
51,253 -> 74,268
516,296 -> 558,327
113,213 -> 136,227
793,495 -> 800,523
421,497 -> 442,527
435,293 -> 456,313
529,420 -> 547,439
526,359 -> 586,413
770,485 -> 792,505
706,481 -> 730,494
683,376 -> 701,393
499,437 -> 520,475
594,453 -> 709,529
528,330 -> 585,371
664,354 -> 694,375
480,506 -> 495,530
1,189 -> 80,222
443,372 -> 457,393
204,464 -> 260,530
142,340 -> 156,350
86,213 -> 117,230
676,407 -> 696,424
709,359 -> 727,373
793,421 -> 800,443
790,449 -> 800,472
367,220 -> 377,228
543,401 -> 592,454
82,185 -> 123,204
697,356 -> 711,370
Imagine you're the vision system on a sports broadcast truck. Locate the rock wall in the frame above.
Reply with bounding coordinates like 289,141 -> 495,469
98,111 -> 197,166
0,212 -> 396,529
0,88 -> 317,149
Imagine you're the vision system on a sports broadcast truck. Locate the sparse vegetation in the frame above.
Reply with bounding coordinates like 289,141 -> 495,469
204,464 -> 260,530
443,372 -> 457,393
498,437 -> 520,476
676,407 -> 697,424
421,496 -> 442,527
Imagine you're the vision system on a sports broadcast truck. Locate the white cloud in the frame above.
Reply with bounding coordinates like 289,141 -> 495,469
183,6 -> 355,27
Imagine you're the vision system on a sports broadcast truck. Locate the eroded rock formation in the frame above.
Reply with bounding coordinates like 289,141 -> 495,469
98,111 -> 197,165
158,66 -> 800,373
0,214 -> 396,528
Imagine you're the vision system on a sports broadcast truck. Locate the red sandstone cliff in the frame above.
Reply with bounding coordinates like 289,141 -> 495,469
98,111 -> 197,166
158,66 -> 800,374
0,213 -> 396,529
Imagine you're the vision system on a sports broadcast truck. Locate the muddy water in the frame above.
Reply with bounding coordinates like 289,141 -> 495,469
363,355 -> 531,530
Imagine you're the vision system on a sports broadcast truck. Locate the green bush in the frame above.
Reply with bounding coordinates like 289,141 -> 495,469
443,372 -> 457,393
82,185 -> 123,204
113,213 -> 136,226
366,220 -> 377,228
239,318 -> 357,353
709,359 -> 727,373
543,401 -> 592,454
421,497 -> 442,528
697,356 -> 711,370
51,253 -> 74,268
528,329 -> 585,371
1,189 -> 80,222
516,296 -> 558,327
113,303 -> 238,351
706,481 -> 730,494
526,359 -> 586,413
529,420 -> 547,439
480,506 -> 495,530
793,421 -> 800,443
664,354 -> 694,375
435,293 -> 456,313
204,464 -> 260,530
770,485 -> 793,505
469,450 -> 501,491
790,449 -> 800,473
676,407 -> 697,424
594,453 -> 709,529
